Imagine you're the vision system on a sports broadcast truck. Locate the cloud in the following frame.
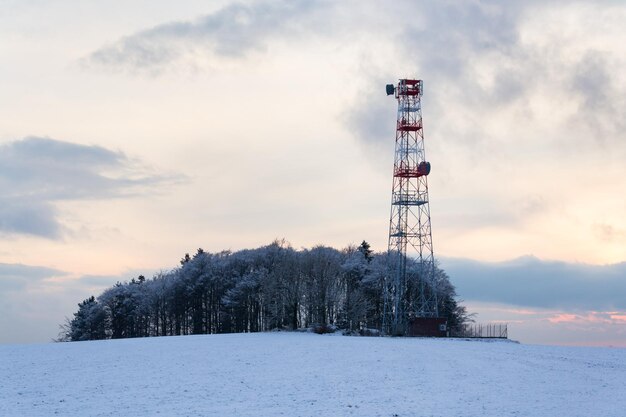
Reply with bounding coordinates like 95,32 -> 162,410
0,137 -> 178,238
80,0 -> 626,152
77,269 -> 158,288
85,0 -> 328,72
440,256 -> 626,311
344,1 -> 626,154
343,2 -> 528,148
593,223 -> 626,243
544,311 -> 625,325
0,200 -> 61,238
0,265 -> 162,344
0,263 -> 65,291
611,314 -> 626,323
465,301 -> 626,346
0,263 -> 69,344
82,0 -> 626,155
343,75 -> 398,149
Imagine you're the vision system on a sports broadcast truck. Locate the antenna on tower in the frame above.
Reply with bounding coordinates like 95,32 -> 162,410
383,79 -> 440,336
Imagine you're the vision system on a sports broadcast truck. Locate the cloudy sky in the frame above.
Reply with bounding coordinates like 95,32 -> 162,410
1,0 -> 624,346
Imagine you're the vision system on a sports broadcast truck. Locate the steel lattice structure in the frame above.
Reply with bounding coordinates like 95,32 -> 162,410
383,79 -> 438,336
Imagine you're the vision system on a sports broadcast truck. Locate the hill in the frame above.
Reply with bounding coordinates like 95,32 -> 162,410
1,333 -> 625,416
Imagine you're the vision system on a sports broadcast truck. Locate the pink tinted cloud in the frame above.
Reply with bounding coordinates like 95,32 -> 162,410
466,302 -> 626,346
546,311 -> 626,325
547,314 -> 578,324
475,305 -> 551,316
610,314 -> 626,323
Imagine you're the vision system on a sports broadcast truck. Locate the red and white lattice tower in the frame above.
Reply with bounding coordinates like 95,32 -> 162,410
383,79 -> 438,335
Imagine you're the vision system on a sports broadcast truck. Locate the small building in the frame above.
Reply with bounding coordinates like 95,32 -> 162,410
407,317 -> 448,337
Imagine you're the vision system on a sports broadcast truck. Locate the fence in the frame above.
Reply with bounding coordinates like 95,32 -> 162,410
449,323 -> 508,339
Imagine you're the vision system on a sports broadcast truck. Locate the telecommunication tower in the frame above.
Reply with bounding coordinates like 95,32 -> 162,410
383,79 -> 438,335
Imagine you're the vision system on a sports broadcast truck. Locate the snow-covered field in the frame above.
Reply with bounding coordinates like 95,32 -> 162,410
1,332 -> 624,417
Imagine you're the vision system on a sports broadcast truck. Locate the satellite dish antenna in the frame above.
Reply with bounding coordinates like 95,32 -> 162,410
386,84 -> 395,96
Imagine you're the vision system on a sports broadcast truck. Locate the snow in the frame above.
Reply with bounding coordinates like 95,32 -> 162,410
1,332 -> 624,417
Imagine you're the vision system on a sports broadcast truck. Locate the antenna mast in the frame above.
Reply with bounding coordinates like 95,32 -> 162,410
383,79 -> 438,335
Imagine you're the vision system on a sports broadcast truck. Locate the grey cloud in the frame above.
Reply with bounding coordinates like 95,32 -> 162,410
570,51 -> 626,144
0,263 -> 65,291
344,1 -> 532,154
440,256 -> 626,311
348,1 -> 626,153
0,263 -> 75,344
77,275 -> 123,287
573,52 -> 612,109
399,1 -> 526,96
78,270 -> 156,288
343,75 -> 398,148
0,264 -> 155,344
0,137 -> 177,238
86,0 -> 327,72
0,137 -> 160,200
0,200 -> 60,238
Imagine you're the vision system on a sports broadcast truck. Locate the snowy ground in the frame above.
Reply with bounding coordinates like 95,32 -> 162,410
1,332 -> 625,417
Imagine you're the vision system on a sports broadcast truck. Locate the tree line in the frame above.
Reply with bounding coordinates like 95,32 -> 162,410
60,240 -> 471,341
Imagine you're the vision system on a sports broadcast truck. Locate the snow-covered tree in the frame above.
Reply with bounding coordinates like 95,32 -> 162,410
62,241 -> 471,341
